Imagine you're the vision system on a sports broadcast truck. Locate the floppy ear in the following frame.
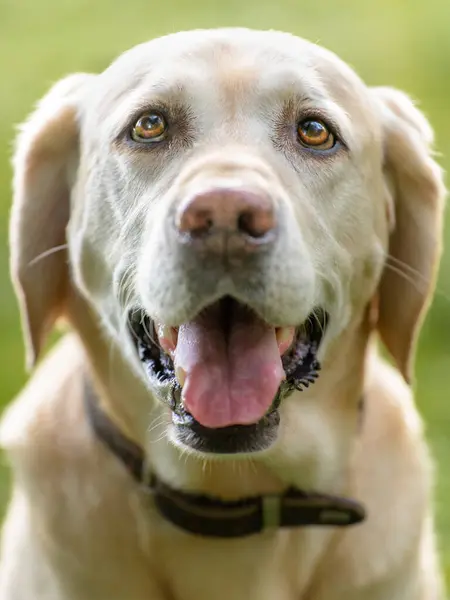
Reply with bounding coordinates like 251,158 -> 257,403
371,87 -> 446,383
10,73 -> 94,369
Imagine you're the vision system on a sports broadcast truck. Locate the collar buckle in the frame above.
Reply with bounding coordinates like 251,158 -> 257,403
262,495 -> 282,529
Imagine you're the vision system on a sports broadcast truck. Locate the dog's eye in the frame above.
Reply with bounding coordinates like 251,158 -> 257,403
297,119 -> 335,150
131,112 -> 167,142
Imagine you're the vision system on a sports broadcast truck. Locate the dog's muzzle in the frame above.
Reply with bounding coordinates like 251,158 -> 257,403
128,297 -> 328,454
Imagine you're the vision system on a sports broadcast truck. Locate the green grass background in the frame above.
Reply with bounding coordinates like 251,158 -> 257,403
0,0 -> 449,586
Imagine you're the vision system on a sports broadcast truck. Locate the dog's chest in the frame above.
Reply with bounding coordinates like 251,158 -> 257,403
136,527 -> 332,600
59,525 -> 332,600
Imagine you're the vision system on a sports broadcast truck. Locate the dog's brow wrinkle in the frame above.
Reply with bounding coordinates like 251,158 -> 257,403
114,83 -> 190,125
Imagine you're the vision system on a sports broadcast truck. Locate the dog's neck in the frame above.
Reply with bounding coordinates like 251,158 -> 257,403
66,288 -> 371,499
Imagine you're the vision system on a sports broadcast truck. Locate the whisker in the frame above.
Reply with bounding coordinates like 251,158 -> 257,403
147,416 -> 168,435
384,253 -> 450,303
149,431 -> 169,445
247,458 -> 258,475
116,261 -> 137,311
126,310 -> 142,343
28,243 -> 68,267
140,311 -> 159,347
383,262 -> 428,295
385,254 -> 425,276
311,308 -> 325,337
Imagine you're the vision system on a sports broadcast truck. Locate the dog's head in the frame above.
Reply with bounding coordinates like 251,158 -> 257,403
10,29 -> 445,459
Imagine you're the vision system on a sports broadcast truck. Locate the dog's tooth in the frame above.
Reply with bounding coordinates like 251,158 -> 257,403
276,327 -> 296,355
175,366 -> 186,388
157,324 -> 177,355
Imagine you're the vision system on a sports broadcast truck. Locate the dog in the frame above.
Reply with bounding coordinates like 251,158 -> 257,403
0,27 -> 446,599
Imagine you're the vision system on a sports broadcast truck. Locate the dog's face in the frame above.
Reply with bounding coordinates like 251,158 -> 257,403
10,29 -> 444,458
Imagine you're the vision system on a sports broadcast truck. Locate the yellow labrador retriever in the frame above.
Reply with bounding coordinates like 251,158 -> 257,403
0,28 -> 446,599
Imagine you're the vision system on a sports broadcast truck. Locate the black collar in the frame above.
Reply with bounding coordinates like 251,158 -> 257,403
84,380 -> 366,538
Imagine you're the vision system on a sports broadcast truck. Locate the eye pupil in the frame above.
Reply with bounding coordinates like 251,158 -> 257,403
304,121 -> 324,137
132,112 -> 167,142
297,118 -> 334,149
142,115 -> 162,130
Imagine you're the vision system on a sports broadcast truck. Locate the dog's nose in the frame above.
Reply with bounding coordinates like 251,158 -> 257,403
175,188 -> 276,248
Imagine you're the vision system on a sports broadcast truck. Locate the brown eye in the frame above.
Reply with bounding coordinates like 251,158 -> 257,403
297,119 -> 335,150
131,112 -> 167,142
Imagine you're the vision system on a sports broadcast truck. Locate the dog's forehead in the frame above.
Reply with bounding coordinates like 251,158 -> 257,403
106,28 -> 319,76
93,29 -> 371,115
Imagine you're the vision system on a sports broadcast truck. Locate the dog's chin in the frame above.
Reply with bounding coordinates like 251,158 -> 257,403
128,296 -> 328,455
169,404 -> 281,456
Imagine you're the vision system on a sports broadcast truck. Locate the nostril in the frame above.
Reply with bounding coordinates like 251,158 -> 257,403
237,209 -> 274,239
175,187 -> 277,245
178,208 -> 214,238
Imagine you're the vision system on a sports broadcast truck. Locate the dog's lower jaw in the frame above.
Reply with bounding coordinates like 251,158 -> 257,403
146,425 -> 290,499
139,384 -> 361,504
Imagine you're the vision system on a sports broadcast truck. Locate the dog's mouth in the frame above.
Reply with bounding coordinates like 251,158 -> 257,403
128,297 -> 328,454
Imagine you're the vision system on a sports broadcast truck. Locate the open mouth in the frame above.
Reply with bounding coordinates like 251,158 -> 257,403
128,297 -> 328,453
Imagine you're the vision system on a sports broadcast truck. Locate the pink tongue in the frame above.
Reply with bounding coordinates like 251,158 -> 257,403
174,304 -> 285,428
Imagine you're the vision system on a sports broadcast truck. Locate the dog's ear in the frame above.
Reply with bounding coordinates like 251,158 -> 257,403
10,74 -> 94,369
371,87 -> 446,383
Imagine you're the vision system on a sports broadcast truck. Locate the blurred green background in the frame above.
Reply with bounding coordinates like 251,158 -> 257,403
0,0 -> 449,586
